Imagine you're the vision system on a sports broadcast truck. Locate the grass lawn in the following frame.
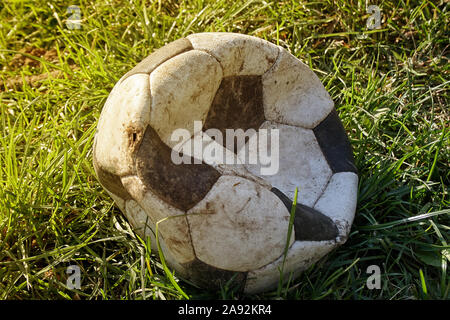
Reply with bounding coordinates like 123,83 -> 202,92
0,0 -> 448,300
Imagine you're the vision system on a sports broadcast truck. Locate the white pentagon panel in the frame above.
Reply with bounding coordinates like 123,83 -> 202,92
124,198 -> 153,236
121,175 -> 195,264
176,130 -> 243,170
262,48 -> 334,129
173,131 -> 270,188
244,240 -> 336,294
94,73 -> 151,176
149,50 -> 222,148
124,199 -> 191,275
107,191 -> 126,214
241,121 -> 332,207
314,172 -> 358,240
187,32 -> 279,77
187,175 -> 293,272
153,233 -> 191,278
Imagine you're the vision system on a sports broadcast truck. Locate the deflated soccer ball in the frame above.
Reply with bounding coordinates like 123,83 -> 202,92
93,32 -> 358,294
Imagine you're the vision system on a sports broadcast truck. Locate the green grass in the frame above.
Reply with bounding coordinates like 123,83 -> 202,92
0,0 -> 448,300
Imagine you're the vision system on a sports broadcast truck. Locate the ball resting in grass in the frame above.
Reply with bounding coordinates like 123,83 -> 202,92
93,32 -> 358,294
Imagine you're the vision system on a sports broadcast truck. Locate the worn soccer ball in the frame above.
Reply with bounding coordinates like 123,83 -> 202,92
93,32 -> 358,294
